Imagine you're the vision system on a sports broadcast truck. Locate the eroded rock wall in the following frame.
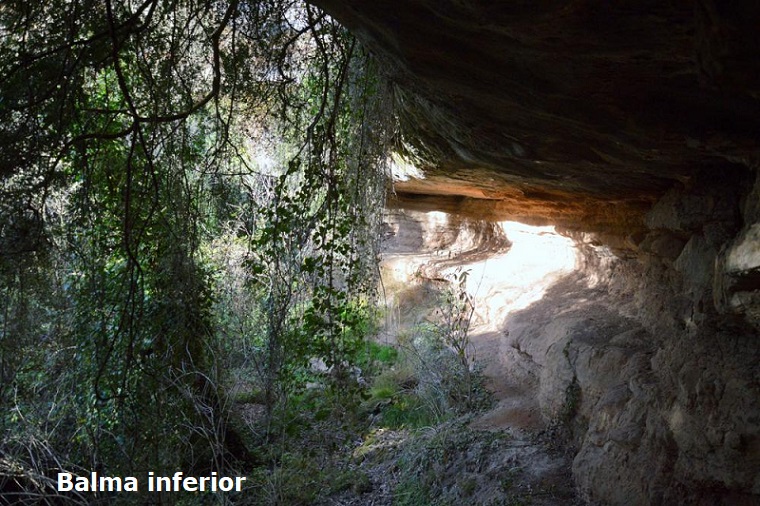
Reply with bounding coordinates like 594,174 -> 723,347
503,173 -> 760,505
382,171 -> 760,504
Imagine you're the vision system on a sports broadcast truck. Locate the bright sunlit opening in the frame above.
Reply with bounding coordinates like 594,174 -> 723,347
451,221 -> 578,330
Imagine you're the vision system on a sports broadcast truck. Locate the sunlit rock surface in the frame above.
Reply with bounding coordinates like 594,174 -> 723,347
381,203 -> 760,505
381,209 -> 577,330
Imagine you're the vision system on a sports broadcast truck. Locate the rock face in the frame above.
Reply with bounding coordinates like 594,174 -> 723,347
311,1 -> 760,504
313,0 -> 760,232
504,249 -> 760,505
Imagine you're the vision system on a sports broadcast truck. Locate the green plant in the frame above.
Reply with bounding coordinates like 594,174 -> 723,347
436,268 -> 477,408
0,0 -> 394,499
357,341 -> 399,370
394,477 -> 437,506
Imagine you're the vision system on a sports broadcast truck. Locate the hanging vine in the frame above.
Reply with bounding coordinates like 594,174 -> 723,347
0,0 -> 395,495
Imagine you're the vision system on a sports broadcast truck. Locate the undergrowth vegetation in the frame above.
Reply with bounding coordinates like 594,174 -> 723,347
222,281 -> 495,505
0,1 -> 515,504
0,0 -> 394,502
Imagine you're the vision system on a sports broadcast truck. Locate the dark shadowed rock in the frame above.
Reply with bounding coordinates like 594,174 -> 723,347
314,0 -> 760,234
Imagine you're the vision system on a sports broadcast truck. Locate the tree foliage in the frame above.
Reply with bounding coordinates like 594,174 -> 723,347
0,0 -> 393,500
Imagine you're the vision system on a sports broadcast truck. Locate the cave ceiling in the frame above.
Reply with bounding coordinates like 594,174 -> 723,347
311,0 -> 760,233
